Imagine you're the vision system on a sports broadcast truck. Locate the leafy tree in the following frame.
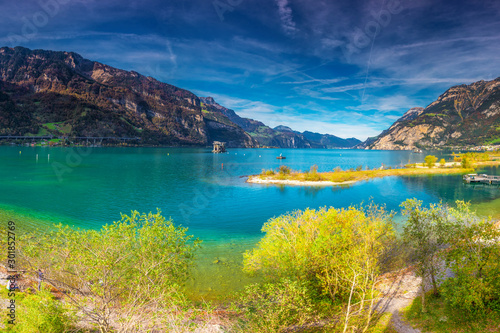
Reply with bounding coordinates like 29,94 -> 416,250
439,158 -> 446,167
402,199 -> 500,316
401,199 -> 449,312
424,155 -> 438,168
243,204 -> 395,332
461,155 -> 472,168
20,210 -> 201,332
440,202 -> 500,317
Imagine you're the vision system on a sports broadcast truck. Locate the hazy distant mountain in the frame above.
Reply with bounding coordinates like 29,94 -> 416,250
301,131 -> 361,148
364,78 -> 500,150
200,97 -> 361,148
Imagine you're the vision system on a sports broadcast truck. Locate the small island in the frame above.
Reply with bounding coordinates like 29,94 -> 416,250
247,153 -> 500,186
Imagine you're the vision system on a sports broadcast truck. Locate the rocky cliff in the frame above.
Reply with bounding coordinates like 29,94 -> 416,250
0,46 -> 255,146
367,78 -> 500,150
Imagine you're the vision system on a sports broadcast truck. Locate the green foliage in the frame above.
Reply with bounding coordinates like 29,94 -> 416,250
236,279 -> 316,333
20,210 -> 201,332
243,204 -> 395,330
402,200 -> 500,316
424,155 -> 438,168
304,165 -> 322,181
356,165 -> 363,171
260,169 -> 275,177
278,165 -> 291,175
454,152 -> 491,167
461,155 -> 472,169
401,199 -> 450,311
5,288 -> 75,333
403,292 -> 500,333
439,202 -> 500,317
485,137 -> 500,145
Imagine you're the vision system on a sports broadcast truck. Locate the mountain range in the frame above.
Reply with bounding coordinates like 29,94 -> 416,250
0,46 -> 360,148
362,78 -> 500,150
199,97 -> 361,148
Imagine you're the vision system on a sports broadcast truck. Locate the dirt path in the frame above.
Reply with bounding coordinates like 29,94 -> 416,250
376,269 -> 422,333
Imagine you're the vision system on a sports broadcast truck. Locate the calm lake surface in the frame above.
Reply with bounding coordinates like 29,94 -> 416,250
1,146 -> 499,298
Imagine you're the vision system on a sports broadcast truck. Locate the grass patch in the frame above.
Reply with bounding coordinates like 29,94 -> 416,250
43,122 -> 63,130
36,127 -> 49,136
370,312 -> 398,333
485,138 -> 500,145
402,293 -> 500,333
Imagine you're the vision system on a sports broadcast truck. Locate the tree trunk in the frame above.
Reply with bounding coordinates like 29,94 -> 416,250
421,282 -> 426,313
431,271 -> 438,296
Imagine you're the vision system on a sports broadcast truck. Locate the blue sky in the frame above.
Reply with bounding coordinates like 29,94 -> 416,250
1,0 -> 499,140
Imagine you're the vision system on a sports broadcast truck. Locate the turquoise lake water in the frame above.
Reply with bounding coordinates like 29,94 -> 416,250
1,146 -> 499,298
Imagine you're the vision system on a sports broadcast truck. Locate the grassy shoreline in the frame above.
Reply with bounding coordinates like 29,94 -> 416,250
248,160 -> 500,186
248,166 -> 475,186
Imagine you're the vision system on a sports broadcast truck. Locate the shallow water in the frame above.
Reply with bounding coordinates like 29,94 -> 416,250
1,146 -> 499,298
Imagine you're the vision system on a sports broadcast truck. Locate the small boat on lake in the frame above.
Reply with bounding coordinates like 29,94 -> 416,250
276,153 -> 286,160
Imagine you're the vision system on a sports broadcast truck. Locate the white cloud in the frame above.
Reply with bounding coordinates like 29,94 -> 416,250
192,91 -> 385,140
275,0 -> 297,36
347,95 -> 419,113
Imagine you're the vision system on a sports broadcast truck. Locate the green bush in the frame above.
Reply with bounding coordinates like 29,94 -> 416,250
237,279 -> 316,333
278,165 -> 291,175
402,200 -> 500,316
243,204 -> 395,331
20,210 -> 201,332
304,165 -> 322,181
424,155 -> 438,168
401,199 -> 450,302
461,155 -> 472,168
7,288 -> 75,333
261,169 -> 275,176
440,203 -> 500,317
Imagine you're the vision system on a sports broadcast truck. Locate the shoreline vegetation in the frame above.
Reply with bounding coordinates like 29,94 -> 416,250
2,201 -> 500,332
248,152 -> 500,186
